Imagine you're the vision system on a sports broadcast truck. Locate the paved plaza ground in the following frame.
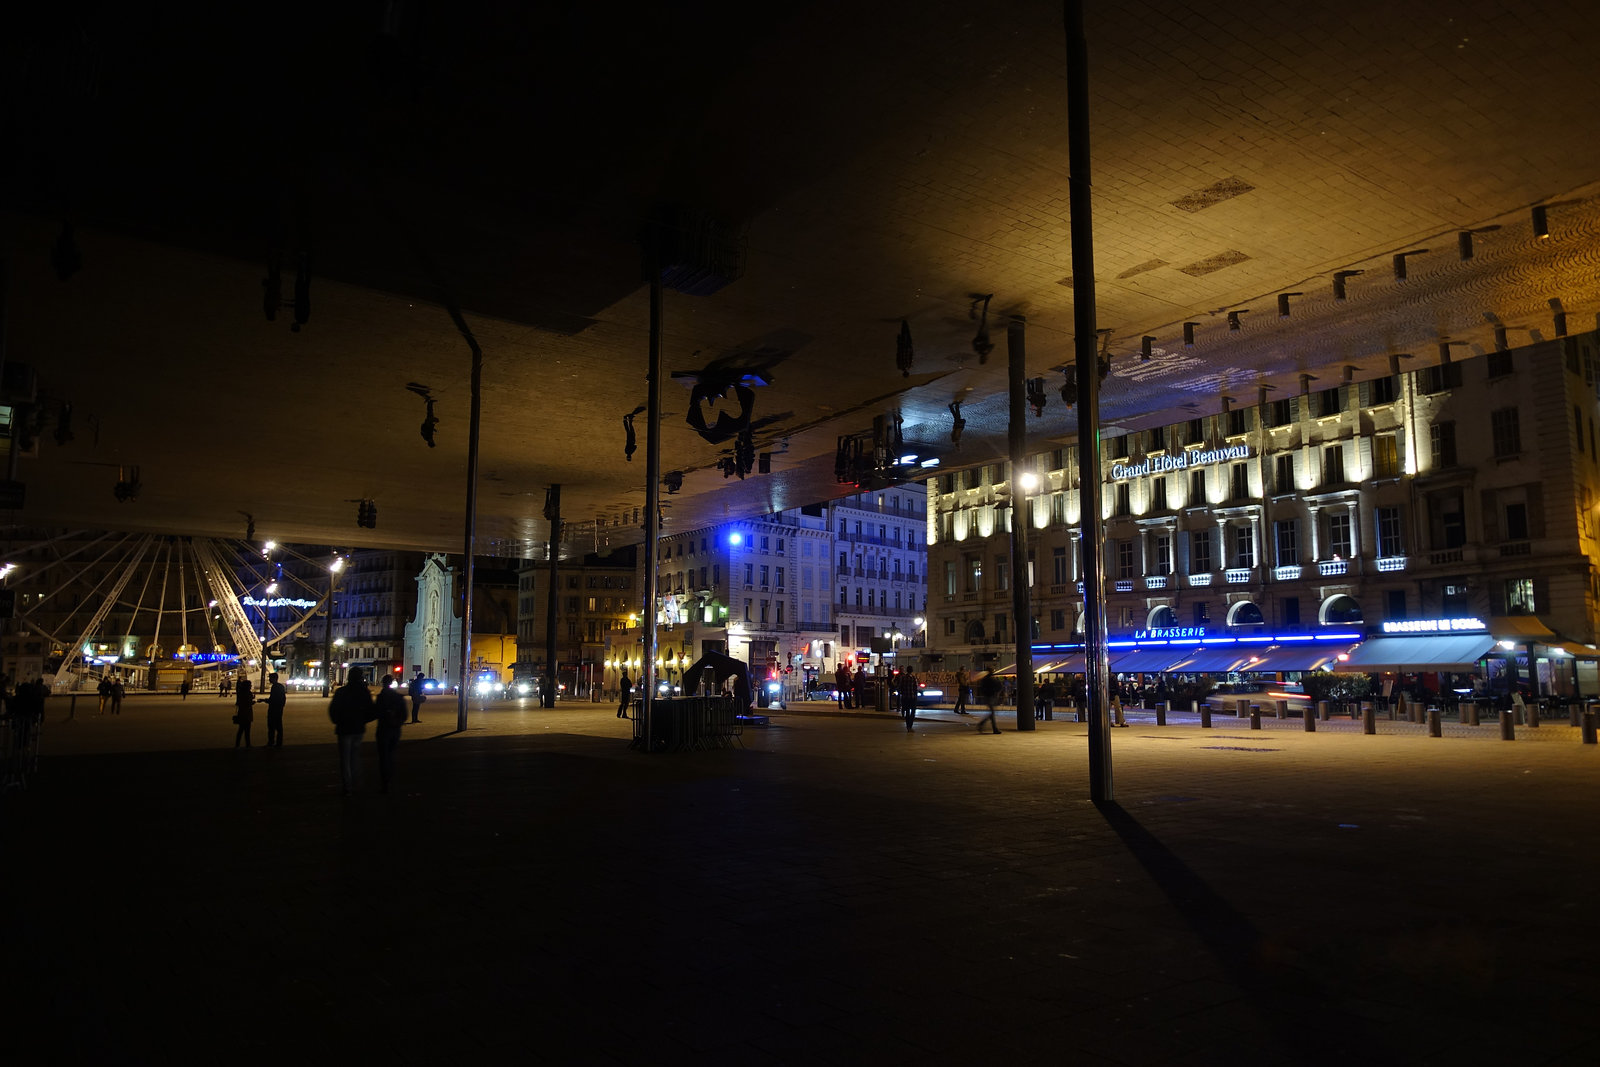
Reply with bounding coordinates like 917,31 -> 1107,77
4,692 -> 1598,1064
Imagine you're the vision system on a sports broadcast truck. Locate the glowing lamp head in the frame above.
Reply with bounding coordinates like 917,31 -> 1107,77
1019,472 -> 1040,492
728,532 -> 743,546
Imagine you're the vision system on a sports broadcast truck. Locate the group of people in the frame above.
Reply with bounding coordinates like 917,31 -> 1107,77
225,668 -> 427,795
948,666 -> 1003,734
95,676 -> 126,715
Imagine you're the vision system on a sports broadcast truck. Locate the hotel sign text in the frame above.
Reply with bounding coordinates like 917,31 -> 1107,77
1111,445 -> 1251,482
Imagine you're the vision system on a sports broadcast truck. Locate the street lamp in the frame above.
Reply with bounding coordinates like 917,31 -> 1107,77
257,579 -> 278,691
333,638 -> 346,687
321,555 -> 344,697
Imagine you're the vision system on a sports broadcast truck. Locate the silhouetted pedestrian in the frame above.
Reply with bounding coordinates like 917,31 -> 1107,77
899,668 -> 919,732
233,677 -> 255,747
373,674 -> 407,793
265,672 -> 287,747
329,668 -> 375,796
407,671 -> 426,723
953,667 -> 970,714
853,666 -> 866,710
976,670 -> 1002,735
97,677 -> 111,715
617,670 -> 633,718
180,678 -> 191,700
835,664 -> 852,709
110,679 -> 124,716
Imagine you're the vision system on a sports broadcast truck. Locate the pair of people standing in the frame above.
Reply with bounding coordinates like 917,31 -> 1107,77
328,669 -> 406,795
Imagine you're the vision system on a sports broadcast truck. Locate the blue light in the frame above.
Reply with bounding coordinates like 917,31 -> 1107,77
728,532 -> 743,546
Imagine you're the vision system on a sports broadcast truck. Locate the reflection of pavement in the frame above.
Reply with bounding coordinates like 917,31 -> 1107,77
10,696 -> 1600,1061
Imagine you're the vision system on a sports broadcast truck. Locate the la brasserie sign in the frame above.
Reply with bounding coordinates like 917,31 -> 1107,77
1111,444 -> 1251,482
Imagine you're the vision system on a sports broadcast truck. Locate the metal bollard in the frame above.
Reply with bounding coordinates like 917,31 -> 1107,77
1235,698 -> 1248,718
1427,707 -> 1441,737
1500,708 -> 1516,741
1359,701 -> 1372,724
1318,700 -> 1331,722
1527,701 -> 1540,728
1275,699 -> 1288,719
1250,706 -> 1261,730
1155,701 -> 1167,726
1571,702 -> 1581,728
1466,701 -> 1480,727
1362,702 -> 1375,735
1305,703 -> 1318,732
1583,707 -> 1598,745
1394,694 -> 1405,722
1200,704 -> 1212,729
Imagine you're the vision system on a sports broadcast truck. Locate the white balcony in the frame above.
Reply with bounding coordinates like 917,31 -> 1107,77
1144,575 -> 1168,590
1114,579 -> 1134,592
1225,568 -> 1253,584
1273,565 -> 1302,581
1376,555 -> 1408,572
1188,572 -> 1213,587
1318,559 -> 1349,577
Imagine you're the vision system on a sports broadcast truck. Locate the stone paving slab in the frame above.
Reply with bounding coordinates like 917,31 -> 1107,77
4,696 -> 1599,1065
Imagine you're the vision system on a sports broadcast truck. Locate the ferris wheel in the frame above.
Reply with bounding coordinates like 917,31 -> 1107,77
0,531 -> 336,690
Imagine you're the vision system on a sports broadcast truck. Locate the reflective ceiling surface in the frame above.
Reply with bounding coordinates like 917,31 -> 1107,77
5,0 -> 1599,558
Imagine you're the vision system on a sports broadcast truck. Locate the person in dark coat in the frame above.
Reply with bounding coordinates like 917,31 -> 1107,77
373,674 -> 407,793
899,668 -> 919,732
852,666 -> 867,710
953,667 -> 970,714
110,679 -> 124,715
264,672 -> 288,747
329,668 -> 375,796
407,671 -> 427,723
617,670 -> 633,718
835,663 -> 852,709
976,670 -> 1003,735
233,677 -> 255,748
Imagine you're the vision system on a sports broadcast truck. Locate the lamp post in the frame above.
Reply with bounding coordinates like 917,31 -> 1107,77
257,579 -> 277,692
333,638 -> 346,687
321,555 -> 344,697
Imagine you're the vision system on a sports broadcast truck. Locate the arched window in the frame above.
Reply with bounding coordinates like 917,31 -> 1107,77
1227,601 -> 1264,626
1147,605 -> 1178,629
1320,594 -> 1363,625
965,619 -> 986,643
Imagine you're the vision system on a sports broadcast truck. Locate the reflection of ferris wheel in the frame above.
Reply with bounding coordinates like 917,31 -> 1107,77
2,532 -> 335,686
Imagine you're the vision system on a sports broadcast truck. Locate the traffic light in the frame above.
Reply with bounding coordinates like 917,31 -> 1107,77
356,499 -> 377,529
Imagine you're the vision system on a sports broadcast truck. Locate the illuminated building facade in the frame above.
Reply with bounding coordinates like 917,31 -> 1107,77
925,334 -> 1600,693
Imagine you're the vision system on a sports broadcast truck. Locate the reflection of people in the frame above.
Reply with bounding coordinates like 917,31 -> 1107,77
617,671 -> 633,718
408,671 -> 426,723
329,668 -> 376,796
374,675 -> 407,793
976,670 -> 1002,735
265,673 -> 287,747
233,677 -> 255,748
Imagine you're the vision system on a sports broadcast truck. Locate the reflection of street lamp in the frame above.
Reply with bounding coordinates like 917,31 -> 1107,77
334,638 -> 346,686
321,556 -> 344,697
258,580 -> 277,691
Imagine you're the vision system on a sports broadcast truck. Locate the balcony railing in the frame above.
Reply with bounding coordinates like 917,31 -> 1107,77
1188,572 -> 1214,587
1318,559 -> 1349,577
1428,549 -> 1465,565
1144,575 -> 1168,590
1225,568 -> 1253,584
1273,565 -> 1302,581
1499,541 -> 1531,557
1375,555 -> 1408,572
1113,579 -> 1134,592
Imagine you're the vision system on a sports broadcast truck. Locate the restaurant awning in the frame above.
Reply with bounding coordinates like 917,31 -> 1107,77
1235,642 -> 1360,673
1161,646 -> 1256,673
1491,615 -> 1556,639
1108,646 -> 1204,673
1340,634 -> 1496,671
1543,641 -> 1600,660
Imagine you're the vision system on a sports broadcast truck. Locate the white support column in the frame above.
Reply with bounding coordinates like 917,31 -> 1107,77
1307,505 -> 1322,561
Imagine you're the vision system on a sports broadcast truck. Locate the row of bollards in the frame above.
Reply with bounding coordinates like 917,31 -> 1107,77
1057,698 -> 1599,744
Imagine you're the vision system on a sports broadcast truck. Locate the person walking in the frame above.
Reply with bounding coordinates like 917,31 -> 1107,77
264,672 -> 287,747
329,668 -> 375,796
976,669 -> 1003,735
233,676 -> 255,748
180,678 -> 191,701
899,668 -> 919,732
617,670 -> 633,718
953,667 -> 970,715
110,679 -> 125,716
97,676 -> 112,715
407,671 -> 426,724
373,674 -> 407,794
